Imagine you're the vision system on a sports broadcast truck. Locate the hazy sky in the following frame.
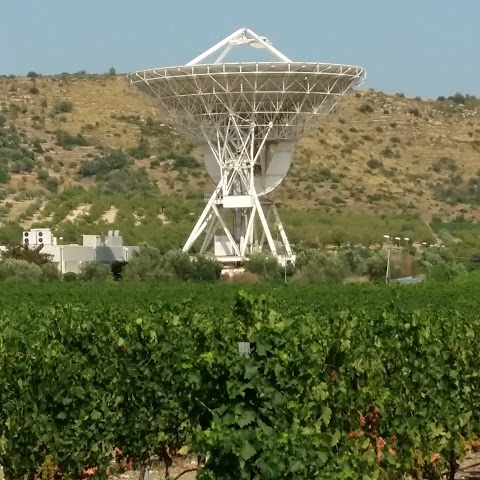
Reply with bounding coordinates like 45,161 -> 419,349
1,0 -> 478,98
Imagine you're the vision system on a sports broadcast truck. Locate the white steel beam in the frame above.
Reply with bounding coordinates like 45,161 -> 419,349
186,27 -> 292,67
271,203 -> 293,256
212,204 -> 241,256
186,28 -> 245,66
252,196 -> 277,255
182,184 -> 221,252
200,216 -> 219,254
214,44 -> 234,64
240,207 -> 257,256
245,28 -> 292,63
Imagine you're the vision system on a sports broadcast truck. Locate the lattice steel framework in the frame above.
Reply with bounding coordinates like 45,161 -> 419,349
128,27 -> 367,264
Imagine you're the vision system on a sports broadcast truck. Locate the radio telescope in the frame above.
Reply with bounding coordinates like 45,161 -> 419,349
128,27 -> 366,265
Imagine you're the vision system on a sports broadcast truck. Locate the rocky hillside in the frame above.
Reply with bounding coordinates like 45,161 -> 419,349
1,72 -> 479,249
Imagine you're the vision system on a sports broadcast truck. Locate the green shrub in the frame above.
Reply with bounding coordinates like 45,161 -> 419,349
78,150 -> 130,178
31,138 -> 44,153
78,262 -> 114,282
127,136 -> 150,159
367,158 -> 383,169
293,251 -> 349,283
0,259 -> 42,282
36,168 -> 49,181
52,100 -> 73,115
40,263 -> 60,282
44,177 -> 60,193
55,130 -> 88,149
358,103 -> 374,114
62,272 -> 78,282
123,247 -> 222,282
433,156 -> 458,173
0,166 -> 10,184
245,253 -> 283,281
101,168 -> 157,195
149,158 -> 161,169
171,153 -> 199,169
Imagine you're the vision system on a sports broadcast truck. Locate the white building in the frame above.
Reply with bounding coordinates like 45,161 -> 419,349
2,228 -> 140,274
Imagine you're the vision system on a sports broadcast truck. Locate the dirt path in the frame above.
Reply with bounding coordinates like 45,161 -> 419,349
1,453 -> 480,479
457,452 -> 480,479
111,452 -> 480,480
0,458 -> 198,480
114,457 -> 197,480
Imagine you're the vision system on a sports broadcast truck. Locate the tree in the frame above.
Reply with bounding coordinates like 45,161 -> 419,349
0,222 -> 23,245
330,226 -> 348,247
0,259 -> 42,282
169,251 -> 222,282
420,251 -> 468,281
292,250 -> 350,283
41,263 -> 60,282
122,246 -> 222,282
338,248 -> 369,276
427,262 -> 467,282
245,253 -> 281,282
122,245 -> 172,282
0,166 -> 10,184
78,150 -> 130,178
78,262 -> 114,282
364,254 -> 389,282
62,272 -> 78,282
2,243 -> 53,266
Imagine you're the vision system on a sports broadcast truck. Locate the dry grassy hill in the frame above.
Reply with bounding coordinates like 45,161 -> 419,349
1,72 -> 479,248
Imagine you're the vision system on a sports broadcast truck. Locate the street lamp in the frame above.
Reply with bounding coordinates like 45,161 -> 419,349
384,235 -> 391,284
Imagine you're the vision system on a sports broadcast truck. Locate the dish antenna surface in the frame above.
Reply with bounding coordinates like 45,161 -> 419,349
128,27 -> 366,265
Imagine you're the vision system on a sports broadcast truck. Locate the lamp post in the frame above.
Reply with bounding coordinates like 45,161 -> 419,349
384,235 -> 391,283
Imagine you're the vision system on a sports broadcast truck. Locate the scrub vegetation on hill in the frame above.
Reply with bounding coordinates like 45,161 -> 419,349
1,72 -> 480,255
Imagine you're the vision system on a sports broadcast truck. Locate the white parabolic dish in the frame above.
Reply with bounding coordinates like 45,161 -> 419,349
129,64 -> 366,195
128,27 -> 367,262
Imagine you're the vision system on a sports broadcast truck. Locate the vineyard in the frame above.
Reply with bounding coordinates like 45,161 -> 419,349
1,279 -> 480,479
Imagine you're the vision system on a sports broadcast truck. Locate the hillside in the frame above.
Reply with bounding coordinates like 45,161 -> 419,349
1,72 -> 480,251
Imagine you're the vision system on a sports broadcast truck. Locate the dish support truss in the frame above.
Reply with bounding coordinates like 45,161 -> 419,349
183,117 -> 294,264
